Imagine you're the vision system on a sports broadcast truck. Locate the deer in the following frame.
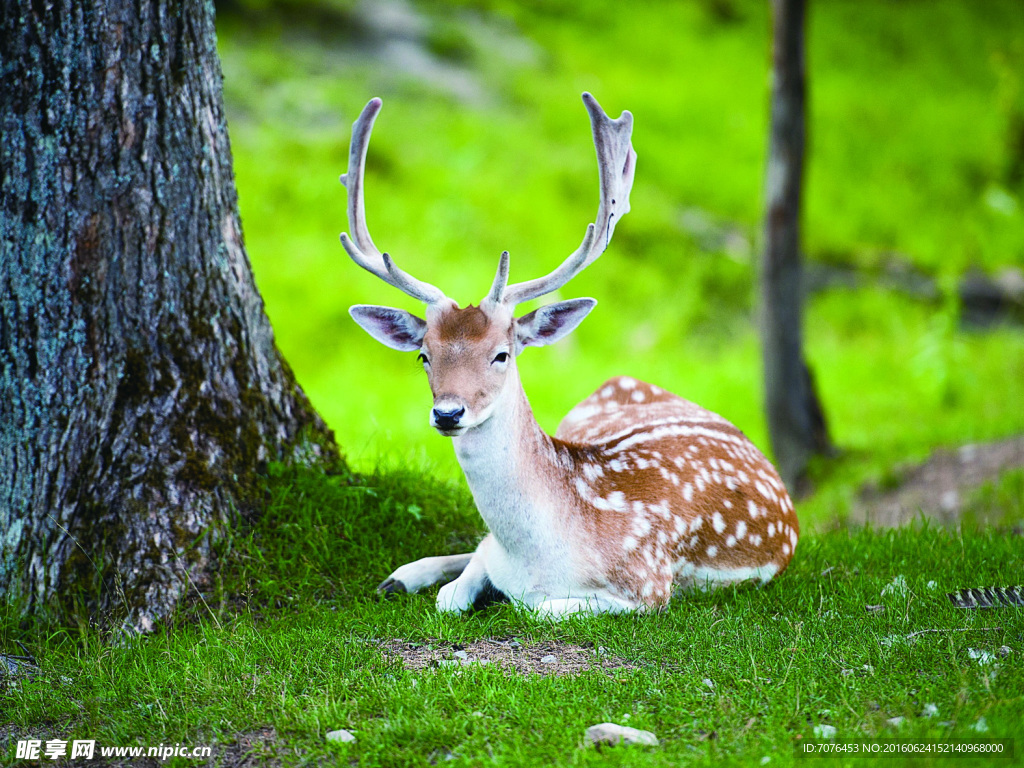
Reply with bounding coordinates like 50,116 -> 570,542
339,93 -> 799,618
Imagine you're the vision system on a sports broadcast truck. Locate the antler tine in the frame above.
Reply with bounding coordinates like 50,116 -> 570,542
501,92 -> 636,307
340,98 -> 446,305
484,250 -> 511,305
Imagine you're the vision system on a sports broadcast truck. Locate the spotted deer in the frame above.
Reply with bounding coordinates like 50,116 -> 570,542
340,94 -> 798,618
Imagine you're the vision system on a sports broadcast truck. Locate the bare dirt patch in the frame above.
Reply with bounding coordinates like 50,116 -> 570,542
852,435 -> 1024,527
380,637 -> 637,676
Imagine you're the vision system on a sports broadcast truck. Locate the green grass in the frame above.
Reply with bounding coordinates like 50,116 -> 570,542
3,465 -> 1022,766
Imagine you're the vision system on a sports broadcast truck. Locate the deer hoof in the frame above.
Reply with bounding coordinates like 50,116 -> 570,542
377,577 -> 408,597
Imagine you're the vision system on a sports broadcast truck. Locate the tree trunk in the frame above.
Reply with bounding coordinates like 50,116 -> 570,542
0,0 -> 337,631
760,0 -> 832,494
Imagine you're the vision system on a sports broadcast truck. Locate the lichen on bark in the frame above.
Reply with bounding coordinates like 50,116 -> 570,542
0,0 -> 338,631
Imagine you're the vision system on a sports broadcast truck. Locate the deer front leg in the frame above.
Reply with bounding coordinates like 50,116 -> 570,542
436,548 -> 494,614
377,553 -> 473,595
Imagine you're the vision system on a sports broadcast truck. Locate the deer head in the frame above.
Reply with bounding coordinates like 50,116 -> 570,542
343,94 -> 636,436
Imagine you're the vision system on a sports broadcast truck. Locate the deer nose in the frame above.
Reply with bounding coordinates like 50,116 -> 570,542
432,406 -> 465,430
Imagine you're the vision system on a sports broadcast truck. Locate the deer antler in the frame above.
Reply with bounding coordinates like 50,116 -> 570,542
498,92 -> 636,308
340,98 -> 447,305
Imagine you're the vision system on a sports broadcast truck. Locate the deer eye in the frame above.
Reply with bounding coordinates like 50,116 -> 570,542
417,352 -> 429,365
492,351 -> 509,364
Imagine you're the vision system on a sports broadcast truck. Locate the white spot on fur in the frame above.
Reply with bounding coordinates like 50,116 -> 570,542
748,500 -> 759,518
619,377 -> 636,390
600,386 -> 614,398
706,545 -> 718,558
726,535 -> 737,547
606,490 -> 627,512
632,516 -> 652,537
689,516 -> 703,533
683,483 -> 694,502
712,512 -> 726,534
735,520 -> 747,540
631,389 -> 645,403
623,535 -> 638,552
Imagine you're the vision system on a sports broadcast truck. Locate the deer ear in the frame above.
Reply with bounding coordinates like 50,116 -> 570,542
350,305 -> 427,351
515,298 -> 597,352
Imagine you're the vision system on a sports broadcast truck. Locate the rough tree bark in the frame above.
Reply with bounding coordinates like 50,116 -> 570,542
0,0 -> 337,631
760,0 -> 832,494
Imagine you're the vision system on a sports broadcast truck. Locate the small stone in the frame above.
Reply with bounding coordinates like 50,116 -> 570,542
881,575 -> 908,597
970,717 -> 989,733
887,717 -> 905,728
922,703 -> 939,718
813,724 -> 837,739
997,646 -> 1012,658
453,650 -> 469,660
703,678 -> 714,689
326,729 -> 356,743
540,654 -> 557,664
585,723 -> 659,748
968,648 -> 995,665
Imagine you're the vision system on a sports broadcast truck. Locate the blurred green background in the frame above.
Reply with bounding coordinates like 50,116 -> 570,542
215,0 -> 1024,528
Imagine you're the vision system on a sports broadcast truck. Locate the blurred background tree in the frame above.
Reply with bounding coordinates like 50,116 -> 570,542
761,0 -> 834,493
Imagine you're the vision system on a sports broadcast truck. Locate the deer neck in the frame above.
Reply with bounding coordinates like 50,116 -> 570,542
451,367 -> 565,552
